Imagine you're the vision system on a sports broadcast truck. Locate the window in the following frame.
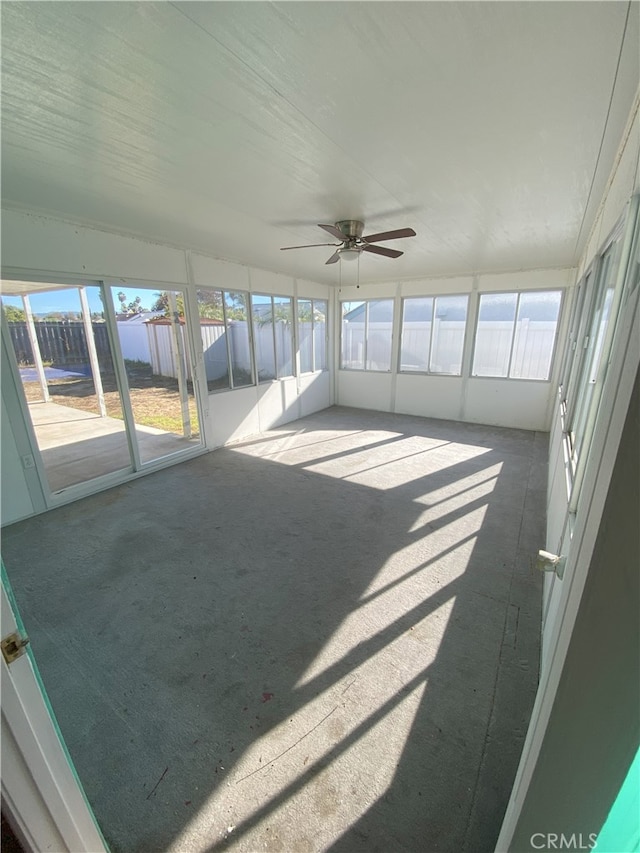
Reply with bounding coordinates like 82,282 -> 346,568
224,291 -> 253,388
567,239 -> 623,463
297,298 -> 327,373
400,295 -> 468,375
341,299 -> 394,371
559,270 -> 591,403
556,198 -> 639,506
273,296 -> 294,378
472,290 -> 562,380
313,300 -> 327,371
251,294 -> 295,382
196,288 -> 254,392
298,299 -> 313,373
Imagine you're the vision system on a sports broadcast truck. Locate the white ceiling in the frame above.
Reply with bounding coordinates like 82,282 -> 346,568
1,2 -> 638,285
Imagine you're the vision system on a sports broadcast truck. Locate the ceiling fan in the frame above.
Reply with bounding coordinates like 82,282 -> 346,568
280,220 -> 416,265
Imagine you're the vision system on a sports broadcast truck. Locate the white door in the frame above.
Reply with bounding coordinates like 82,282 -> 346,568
496,196 -> 639,850
1,565 -> 107,852
541,202 -> 638,672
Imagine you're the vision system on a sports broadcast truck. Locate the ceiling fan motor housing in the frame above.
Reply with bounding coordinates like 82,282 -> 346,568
336,220 -> 364,240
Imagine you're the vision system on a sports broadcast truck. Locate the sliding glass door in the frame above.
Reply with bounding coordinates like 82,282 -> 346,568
2,283 -> 132,492
108,285 -> 201,465
1,279 -> 203,497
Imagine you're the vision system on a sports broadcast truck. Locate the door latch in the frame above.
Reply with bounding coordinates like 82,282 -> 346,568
1,631 -> 30,664
537,550 -> 566,580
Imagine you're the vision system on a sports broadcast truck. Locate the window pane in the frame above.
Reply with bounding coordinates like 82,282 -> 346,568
273,296 -> 294,378
400,297 -> 432,371
341,301 -> 365,369
473,293 -> 517,377
297,299 -> 313,373
252,294 -> 276,382
430,296 -> 468,375
510,291 -> 562,380
197,288 -> 229,392
561,274 -> 589,401
313,300 -> 327,370
365,299 -> 394,371
225,291 -> 253,387
588,286 -> 614,384
571,243 -> 619,458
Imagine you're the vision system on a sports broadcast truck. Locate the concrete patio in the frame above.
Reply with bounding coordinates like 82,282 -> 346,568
2,407 -> 545,852
29,401 -> 200,491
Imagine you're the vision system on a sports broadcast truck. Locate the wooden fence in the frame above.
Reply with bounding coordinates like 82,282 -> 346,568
7,321 -> 113,371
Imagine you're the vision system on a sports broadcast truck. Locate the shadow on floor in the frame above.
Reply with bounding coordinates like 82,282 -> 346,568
1,407 -> 545,852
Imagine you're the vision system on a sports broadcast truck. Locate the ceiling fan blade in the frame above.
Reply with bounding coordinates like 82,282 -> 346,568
325,251 -> 341,265
363,245 -> 403,259
362,227 -> 416,243
280,242 -> 340,250
318,223 -> 348,240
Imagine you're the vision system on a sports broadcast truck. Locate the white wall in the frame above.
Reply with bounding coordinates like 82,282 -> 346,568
337,268 -> 574,431
1,213 -> 332,524
1,211 -> 189,284
188,255 -> 332,449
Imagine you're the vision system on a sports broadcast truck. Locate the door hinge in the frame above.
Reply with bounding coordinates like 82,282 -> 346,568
1,631 -> 30,664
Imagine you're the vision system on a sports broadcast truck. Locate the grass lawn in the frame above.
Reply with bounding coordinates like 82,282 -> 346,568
22,363 -> 200,439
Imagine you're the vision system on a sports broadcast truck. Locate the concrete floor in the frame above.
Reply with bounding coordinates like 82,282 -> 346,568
1,406 -> 546,852
29,401 -> 200,491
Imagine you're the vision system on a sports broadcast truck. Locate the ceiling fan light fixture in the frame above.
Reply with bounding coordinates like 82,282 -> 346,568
339,247 -> 360,262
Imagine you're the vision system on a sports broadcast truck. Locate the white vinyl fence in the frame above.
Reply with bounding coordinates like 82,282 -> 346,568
400,320 -> 466,373
117,321 -> 153,364
344,319 -> 557,378
116,320 -> 296,383
473,320 -> 557,379
146,323 -> 193,379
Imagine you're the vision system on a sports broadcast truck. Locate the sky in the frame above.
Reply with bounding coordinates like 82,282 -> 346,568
1,286 -> 165,316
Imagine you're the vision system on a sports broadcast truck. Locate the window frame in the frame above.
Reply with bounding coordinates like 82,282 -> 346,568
471,289 -> 564,382
397,293 -> 469,376
251,292 -> 296,383
196,286 -> 256,394
563,218 -> 628,473
297,297 -> 328,374
339,298 -> 395,373
559,266 -> 592,408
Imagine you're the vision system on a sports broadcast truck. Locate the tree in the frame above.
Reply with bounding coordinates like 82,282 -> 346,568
196,289 -> 224,321
3,305 -> 26,322
42,311 -> 77,321
151,291 -> 185,317
117,292 -> 146,315
222,292 -> 246,321
297,302 -> 313,323
254,300 -> 292,327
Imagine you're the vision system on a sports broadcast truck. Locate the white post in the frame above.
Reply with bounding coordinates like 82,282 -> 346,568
167,292 -> 191,439
78,288 -> 107,418
101,283 -> 141,471
21,295 -> 50,403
